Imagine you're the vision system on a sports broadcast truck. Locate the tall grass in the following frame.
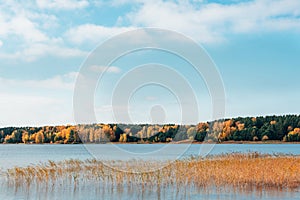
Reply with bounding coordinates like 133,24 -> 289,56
4,153 -> 300,194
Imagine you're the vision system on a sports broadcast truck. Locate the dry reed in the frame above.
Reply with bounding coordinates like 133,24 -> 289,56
4,153 -> 300,193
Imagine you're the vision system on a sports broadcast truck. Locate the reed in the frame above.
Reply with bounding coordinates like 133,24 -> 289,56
4,153 -> 300,193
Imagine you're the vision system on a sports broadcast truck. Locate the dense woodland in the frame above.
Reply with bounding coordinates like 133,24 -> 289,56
1,115 -> 300,144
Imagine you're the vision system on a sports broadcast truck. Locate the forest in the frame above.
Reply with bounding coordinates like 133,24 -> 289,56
1,115 -> 300,144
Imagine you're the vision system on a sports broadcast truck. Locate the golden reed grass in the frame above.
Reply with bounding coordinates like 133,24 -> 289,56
4,153 -> 300,192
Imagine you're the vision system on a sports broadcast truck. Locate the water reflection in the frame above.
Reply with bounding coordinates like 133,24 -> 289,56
1,179 -> 299,200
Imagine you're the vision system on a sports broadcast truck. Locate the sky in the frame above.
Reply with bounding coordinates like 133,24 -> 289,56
0,0 -> 300,127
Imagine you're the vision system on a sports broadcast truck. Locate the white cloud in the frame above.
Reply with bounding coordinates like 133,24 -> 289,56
0,43 -> 87,62
36,0 -> 89,10
0,0 -> 299,63
22,42 -> 87,60
65,24 -> 135,45
0,1 -> 88,61
0,72 -> 78,91
0,72 -> 80,127
11,16 -> 49,42
123,0 -> 300,44
0,40 -> 2,47
28,12 -> 59,30
0,14 -> 48,43
89,65 -> 121,73
0,93 -> 74,127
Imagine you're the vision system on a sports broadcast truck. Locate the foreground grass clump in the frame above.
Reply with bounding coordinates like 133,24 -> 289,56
4,153 -> 300,191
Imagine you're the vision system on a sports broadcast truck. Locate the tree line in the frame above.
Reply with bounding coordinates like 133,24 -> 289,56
1,115 -> 300,144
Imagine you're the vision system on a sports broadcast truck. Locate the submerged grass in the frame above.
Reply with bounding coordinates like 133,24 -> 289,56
4,153 -> 300,193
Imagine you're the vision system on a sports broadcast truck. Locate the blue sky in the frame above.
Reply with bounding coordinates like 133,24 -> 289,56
0,0 -> 300,126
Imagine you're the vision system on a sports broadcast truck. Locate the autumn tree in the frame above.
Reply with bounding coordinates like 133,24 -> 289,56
35,131 -> 45,144
22,132 -> 29,144
187,127 -> 197,141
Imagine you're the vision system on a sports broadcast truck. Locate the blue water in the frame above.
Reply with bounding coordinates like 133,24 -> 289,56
1,144 -> 300,200
1,144 -> 300,170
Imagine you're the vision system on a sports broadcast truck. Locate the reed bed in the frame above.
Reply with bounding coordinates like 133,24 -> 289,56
3,153 -> 300,193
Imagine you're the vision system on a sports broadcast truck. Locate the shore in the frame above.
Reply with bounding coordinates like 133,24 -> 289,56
2,140 -> 300,145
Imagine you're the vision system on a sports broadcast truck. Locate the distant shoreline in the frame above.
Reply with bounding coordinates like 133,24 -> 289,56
2,140 -> 300,145
2,115 -> 300,144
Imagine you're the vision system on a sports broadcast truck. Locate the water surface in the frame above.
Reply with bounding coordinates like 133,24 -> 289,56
1,143 -> 300,170
1,144 -> 300,200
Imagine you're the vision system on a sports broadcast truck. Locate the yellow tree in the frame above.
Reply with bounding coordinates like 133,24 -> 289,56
30,133 -> 36,143
35,131 -> 45,144
102,124 -> 114,141
187,127 -> 196,141
119,134 -> 127,142
22,131 -> 29,144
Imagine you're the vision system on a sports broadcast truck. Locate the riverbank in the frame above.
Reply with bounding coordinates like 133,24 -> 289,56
2,139 -> 300,145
